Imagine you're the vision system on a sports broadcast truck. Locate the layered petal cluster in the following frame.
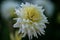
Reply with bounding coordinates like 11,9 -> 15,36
13,2 -> 48,40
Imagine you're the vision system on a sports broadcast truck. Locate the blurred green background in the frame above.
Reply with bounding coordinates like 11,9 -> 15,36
0,0 -> 60,40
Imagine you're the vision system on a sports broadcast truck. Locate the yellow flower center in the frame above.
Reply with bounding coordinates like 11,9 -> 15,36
22,6 -> 42,22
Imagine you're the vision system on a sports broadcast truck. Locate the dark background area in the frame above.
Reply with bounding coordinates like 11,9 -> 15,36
0,0 -> 60,40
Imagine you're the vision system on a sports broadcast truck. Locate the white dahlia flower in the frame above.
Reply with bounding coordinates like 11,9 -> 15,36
13,2 -> 48,40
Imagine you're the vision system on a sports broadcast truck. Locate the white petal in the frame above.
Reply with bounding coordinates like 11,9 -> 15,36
39,28 -> 45,35
31,26 -> 38,38
13,23 -> 20,28
15,9 -> 21,16
39,23 -> 46,28
21,24 -> 25,33
27,29 -> 31,40
22,32 -> 26,37
18,28 -> 22,33
37,31 -> 41,36
16,18 -> 22,23
33,22 -> 45,35
25,2 -> 31,6
42,9 -> 45,12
